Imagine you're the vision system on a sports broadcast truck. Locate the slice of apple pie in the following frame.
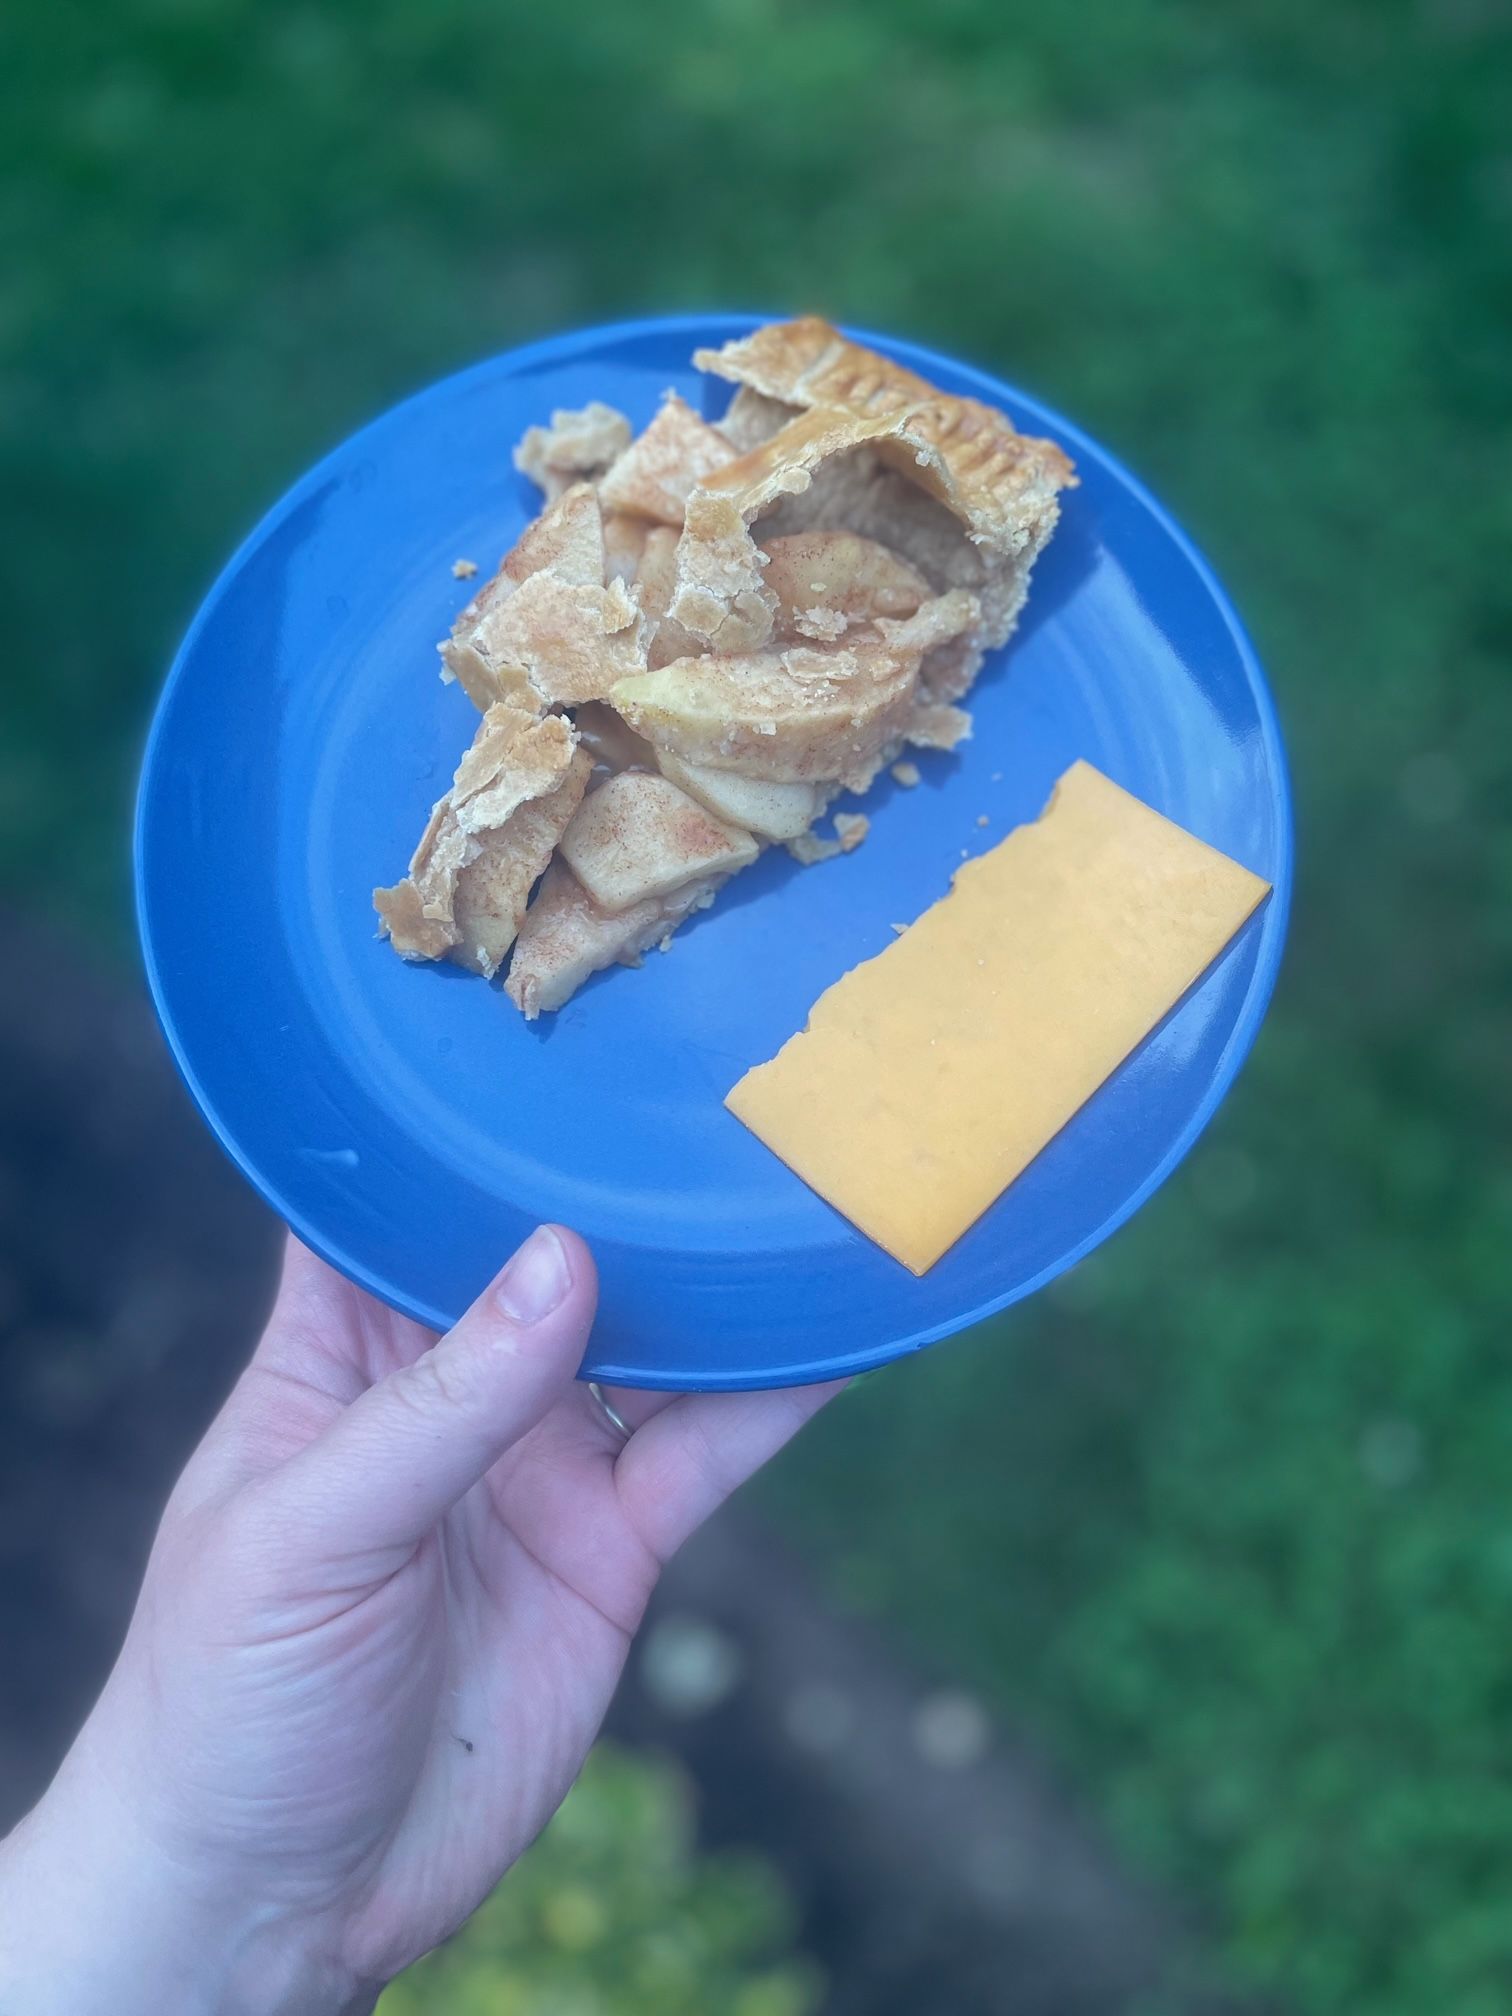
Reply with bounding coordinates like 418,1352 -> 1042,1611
375,317 -> 1075,1015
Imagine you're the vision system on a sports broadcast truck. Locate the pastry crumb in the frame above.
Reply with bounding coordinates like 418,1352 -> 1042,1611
890,921 -> 907,935
787,811 -> 870,866
786,831 -> 841,866
452,557 -> 479,579
976,814 -> 990,827
891,760 -> 921,788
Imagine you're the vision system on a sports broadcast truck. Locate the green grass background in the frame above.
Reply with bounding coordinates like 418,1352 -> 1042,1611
3,0 -> 1510,2008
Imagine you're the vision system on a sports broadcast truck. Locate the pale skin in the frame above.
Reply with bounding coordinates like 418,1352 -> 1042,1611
0,1225 -> 842,2015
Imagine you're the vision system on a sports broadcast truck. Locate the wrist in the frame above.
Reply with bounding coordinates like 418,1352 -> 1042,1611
0,1769 -> 374,2016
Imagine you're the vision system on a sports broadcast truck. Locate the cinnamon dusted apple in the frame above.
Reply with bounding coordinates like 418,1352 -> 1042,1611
761,531 -> 930,643
654,753 -> 819,843
505,861 -> 721,1020
556,771 -> 758,914
607,592 -> 979,786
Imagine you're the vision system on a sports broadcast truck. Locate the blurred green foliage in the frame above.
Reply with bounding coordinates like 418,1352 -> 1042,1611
2,0 -> 1510,2009
379,1746 -> 819,2016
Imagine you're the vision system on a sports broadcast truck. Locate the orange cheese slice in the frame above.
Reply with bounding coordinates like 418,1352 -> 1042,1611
726,760 -> 1271,1273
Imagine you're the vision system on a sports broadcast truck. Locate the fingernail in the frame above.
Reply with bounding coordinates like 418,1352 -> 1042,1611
495,1226 -> 571,1326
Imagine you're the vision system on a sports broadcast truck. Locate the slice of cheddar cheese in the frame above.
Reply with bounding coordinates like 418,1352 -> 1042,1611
725,760 -> 1271,1274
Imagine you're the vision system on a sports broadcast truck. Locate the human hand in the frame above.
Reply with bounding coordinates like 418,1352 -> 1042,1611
0,1227 -> 841,2015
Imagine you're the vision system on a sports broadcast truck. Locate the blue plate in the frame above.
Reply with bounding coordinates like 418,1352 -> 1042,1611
136,315 -> 1292,1390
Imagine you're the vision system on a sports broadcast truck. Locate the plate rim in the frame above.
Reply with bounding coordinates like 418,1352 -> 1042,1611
135,311 -> 1295,1383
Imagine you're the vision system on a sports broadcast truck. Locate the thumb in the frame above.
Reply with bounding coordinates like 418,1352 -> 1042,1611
263,1225 -> 597,1560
